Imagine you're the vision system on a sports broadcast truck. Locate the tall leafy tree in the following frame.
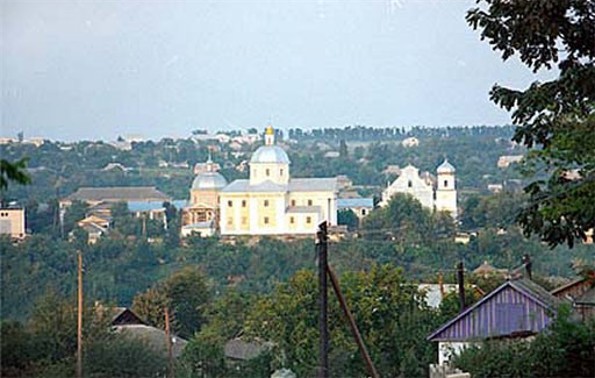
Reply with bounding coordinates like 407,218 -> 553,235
132,266 -> 211,339
467,0 -> 595,247
0,158 -> 31,191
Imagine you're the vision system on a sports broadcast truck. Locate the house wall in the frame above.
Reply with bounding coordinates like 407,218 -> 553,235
438,342 -> 469,365
0,208 -> 25,239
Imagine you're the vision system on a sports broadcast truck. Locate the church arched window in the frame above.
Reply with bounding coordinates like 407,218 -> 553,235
408,180 -> 412,188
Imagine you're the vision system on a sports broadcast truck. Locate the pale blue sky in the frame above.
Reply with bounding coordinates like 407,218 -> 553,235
2,0 -> 553,141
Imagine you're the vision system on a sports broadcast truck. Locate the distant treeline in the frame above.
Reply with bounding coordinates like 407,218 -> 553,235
288,125 -> 516,142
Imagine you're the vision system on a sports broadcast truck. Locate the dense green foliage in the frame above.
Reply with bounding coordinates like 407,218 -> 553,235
2,191 -> 593,323
0,292 -> 166,378
132,266 -> 211,339
0,158 -> 31,192
467,0 -> 595,247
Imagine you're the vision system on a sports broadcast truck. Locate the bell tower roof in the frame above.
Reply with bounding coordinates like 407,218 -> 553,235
437,159 -> 456,174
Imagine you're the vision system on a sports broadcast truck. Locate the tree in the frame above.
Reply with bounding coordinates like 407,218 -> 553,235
132,266 -> 211,339
339,139 -> 348,159
62,200 -> 89,236
337,209 -> 359,230
242,266 -> 441,378
362,193 -> 432,243
467,0 -> 595,247
0,158 -> 31,191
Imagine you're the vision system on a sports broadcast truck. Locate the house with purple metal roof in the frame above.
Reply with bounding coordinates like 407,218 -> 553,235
427,278 -> 562,365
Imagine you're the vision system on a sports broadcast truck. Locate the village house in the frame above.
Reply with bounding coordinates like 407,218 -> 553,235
337,198 -> 374,219
427,278 -> 561,365
0,206 -> 26,240
497,155 -> 524,168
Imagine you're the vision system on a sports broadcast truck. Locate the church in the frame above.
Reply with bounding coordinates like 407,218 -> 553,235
182,126 -> 338,236
379,160 -> 458,218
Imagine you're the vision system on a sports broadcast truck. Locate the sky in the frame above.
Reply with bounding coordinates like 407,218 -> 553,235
1,0 -> 554,141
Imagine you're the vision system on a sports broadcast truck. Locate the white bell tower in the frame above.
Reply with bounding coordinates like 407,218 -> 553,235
435,159 -> 457,218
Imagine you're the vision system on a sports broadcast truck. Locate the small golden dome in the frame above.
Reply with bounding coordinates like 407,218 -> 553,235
265,125 -> 274,135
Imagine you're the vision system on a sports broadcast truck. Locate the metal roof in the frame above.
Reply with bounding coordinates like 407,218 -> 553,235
288,178 -> 337,192
250,145 -> 291,164
191,171 -> 228,190
65,186 -> 170,202
221,178 -> 337,193
427,279 -> 561,342
437,158 -> 456,173
221,180 -> 287,193
127,201 -> 166,212
337,198 -> 374,208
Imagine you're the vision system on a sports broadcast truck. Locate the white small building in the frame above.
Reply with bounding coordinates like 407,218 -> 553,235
497,155 -> 524,168
337,198 -> 374,218
401,137 -> 420,147
380,160 -> 458,218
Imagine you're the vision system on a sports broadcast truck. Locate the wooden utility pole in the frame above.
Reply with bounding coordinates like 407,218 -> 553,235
457,261 -> 466,312
317,222 -> 329,378
76,250 -> 83,378
327,266 -> 380,378
164,307 -> 174,378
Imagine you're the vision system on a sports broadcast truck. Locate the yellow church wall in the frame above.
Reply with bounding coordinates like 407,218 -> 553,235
257,196 -> 278,229
220,193 -> 245,233
237,197 -> 250,232
288,191 -> 336,224
250,163 -> 289,185
286,211 -> 319,233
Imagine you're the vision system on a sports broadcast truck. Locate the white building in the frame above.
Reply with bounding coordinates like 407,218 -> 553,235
380,159 -> 458,218
401,137 -> 420,148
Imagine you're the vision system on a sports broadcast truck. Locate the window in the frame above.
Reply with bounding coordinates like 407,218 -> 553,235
408,180 -> 412,188
266,168 -> 270,176
306,216 -> 312,224
444,180 -> 448,188
242,200 -> 246,207
290,216 -> 295,224
264,200 -> 269,207
264,217 -> 269,224
227,217 -> 233,226
291,200 -> 296,207
227,200 -> 233,207
307,199 -> 313,206
241,217 -> 247,225
280,168 -> 284,176
361,209 -> 367,216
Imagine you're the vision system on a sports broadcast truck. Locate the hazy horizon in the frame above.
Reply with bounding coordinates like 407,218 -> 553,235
2,0 -> 555,142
